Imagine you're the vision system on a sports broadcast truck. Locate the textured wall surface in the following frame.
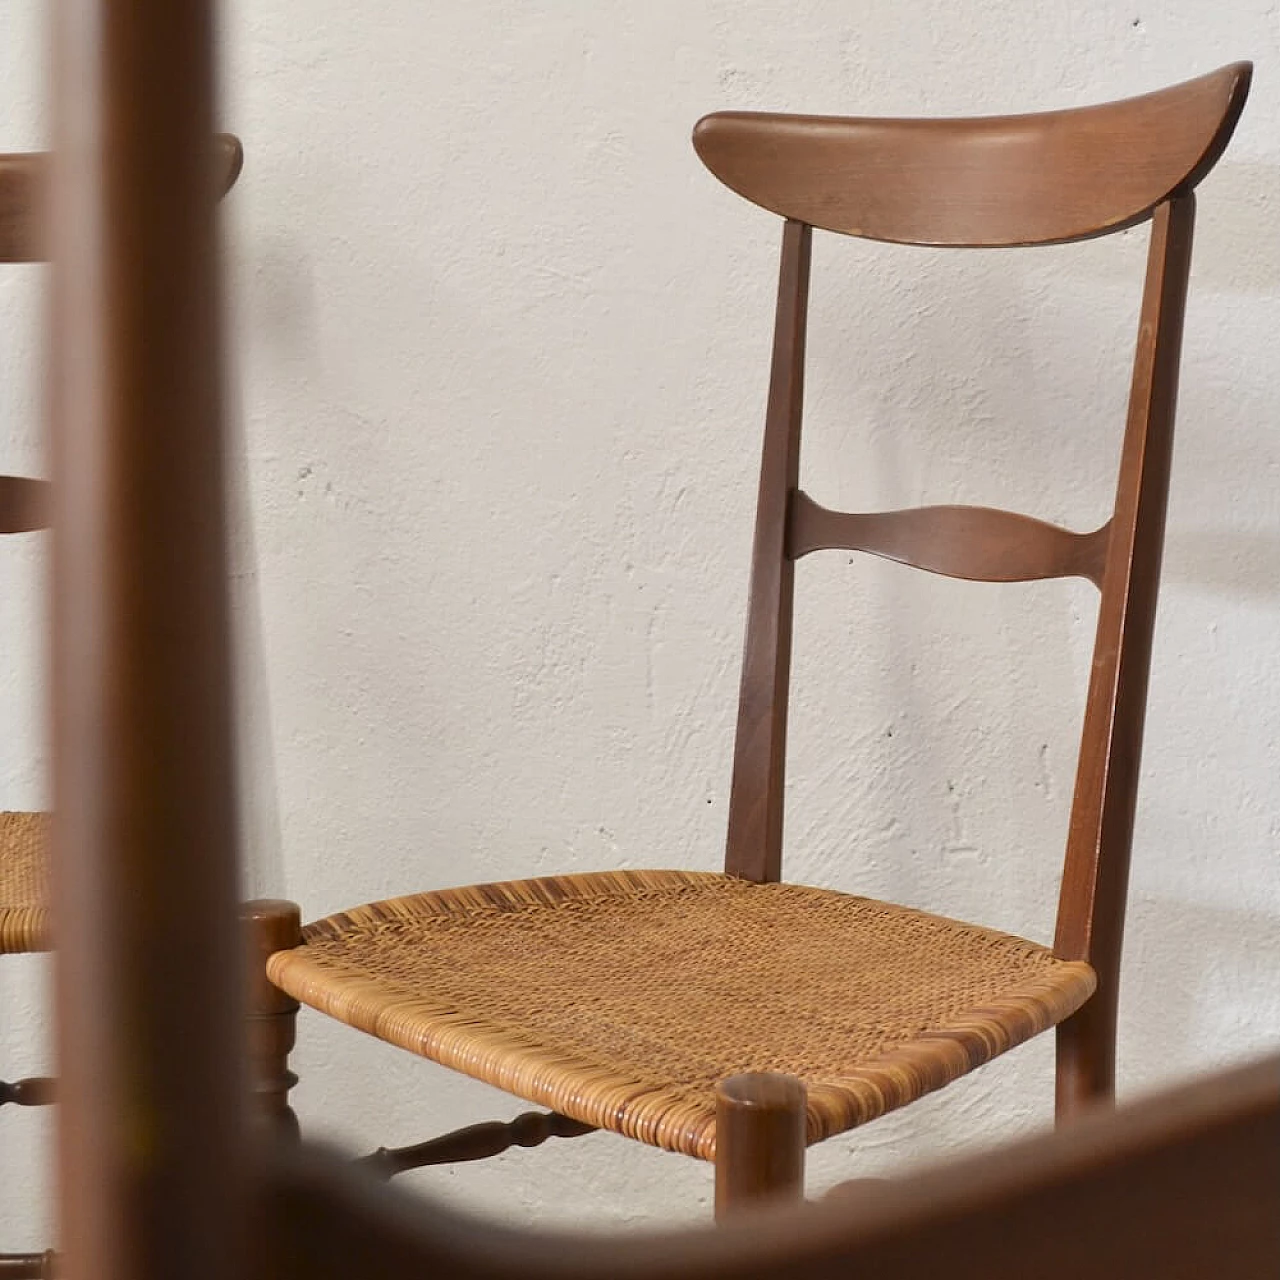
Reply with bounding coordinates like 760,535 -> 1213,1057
3,0 -> 1280,1241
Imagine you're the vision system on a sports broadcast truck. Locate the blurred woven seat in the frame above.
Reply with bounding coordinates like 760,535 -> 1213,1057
268,869 -> 1095,1158
0,810 -> 50,955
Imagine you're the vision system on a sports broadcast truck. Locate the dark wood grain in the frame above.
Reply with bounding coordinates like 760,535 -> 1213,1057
1053,195 -> 1197,1117
694,64 -> 1250,247
256,1052 -> 1280,1279
723,219 -> 810,884
714,1073 -> 807,1219
789,490 -> 1109,586
48,1 -> 246,1277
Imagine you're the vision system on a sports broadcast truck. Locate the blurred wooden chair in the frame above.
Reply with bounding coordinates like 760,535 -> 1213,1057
42,4 -> 1276,1277
0,464 -> 53,1280
0,136 -> 243,961
0,135 -> 242,1280
256,63 -> 1251,1215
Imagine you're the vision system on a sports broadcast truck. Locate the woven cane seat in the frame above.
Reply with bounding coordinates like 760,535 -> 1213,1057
267,869 -> 1095,1159
0,811 -> 51,955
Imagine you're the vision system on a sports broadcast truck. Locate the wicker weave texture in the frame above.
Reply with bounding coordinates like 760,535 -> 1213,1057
268,871 -> 1095,1159
0,811 -> 51,954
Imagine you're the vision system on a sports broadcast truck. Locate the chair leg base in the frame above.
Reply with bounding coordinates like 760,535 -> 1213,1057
242,899 -> 303,1140
714,1072 -> 806,1220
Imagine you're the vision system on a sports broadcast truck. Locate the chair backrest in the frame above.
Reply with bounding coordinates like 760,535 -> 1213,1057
696,69 -> 1250,1039
1,136 -> 242,537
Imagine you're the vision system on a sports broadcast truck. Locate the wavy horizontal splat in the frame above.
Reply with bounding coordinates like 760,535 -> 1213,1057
789,490 -> 1109,587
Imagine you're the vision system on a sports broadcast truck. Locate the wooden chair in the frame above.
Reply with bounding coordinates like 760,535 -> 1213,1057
0,482 -> 53,1280
41,4 -> 1276,1277
0,136 -> 242,1280
0,137 -> 243,962
251,63 -> 1253,1215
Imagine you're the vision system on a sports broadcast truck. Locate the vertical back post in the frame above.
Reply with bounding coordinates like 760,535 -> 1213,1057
724,219 -> 812,883
1054,195 -> 1196,1115
49,2 -> 247,1277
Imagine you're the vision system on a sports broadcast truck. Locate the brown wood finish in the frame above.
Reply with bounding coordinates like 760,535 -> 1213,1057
257,1052 -> 1280,1278
693,64 -> 1250,247
1054,194 -> 1197,1117
714,1073 -> 807,1219
0,478 -> 51,534
701,78 -> 1241,1143
243,899 -> 303,1140
49,1 -> 245,1278
0,134 -> 242,264
42,23 -> 1264,1275
0,1252 -> 56,1279
789,491 -> 1110,586
248,68 -> 1249,1216
359,1110 -> 596,1180
0,1077 -> 55,1107
724,219 -> 810,884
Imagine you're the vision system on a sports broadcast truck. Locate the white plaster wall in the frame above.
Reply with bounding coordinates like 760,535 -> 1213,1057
4,0 -> 1280,1241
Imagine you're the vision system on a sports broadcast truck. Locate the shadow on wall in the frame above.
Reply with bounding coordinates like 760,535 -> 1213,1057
1178,163 -> 1280,294
1061,164 -> 1280,292
1167,529 -> 1280,598
225,356 -> 286,900
1122,893 -> 1280,1082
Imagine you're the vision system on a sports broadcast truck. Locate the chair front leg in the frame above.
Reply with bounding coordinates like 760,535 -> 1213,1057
713,1072 -> 806,1220
242,899 -> 302,1140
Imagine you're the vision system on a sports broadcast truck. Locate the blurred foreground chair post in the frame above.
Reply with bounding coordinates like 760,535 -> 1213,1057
48,2 -> 246,1277
1,119 -> 241,1280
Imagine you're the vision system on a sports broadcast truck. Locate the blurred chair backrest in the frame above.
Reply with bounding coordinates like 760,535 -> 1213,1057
2,135 -> 241,536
